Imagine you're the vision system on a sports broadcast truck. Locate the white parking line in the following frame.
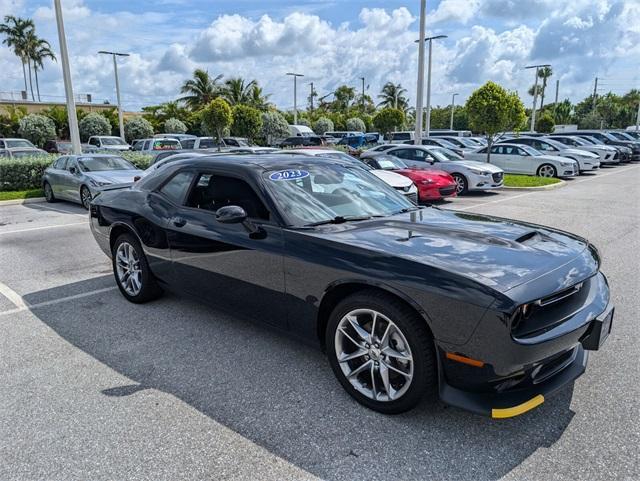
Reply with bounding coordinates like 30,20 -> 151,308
455,164 -> 639,211
27,204 -> 88,218
0,284 -> 117,317
0,221 -> 87,236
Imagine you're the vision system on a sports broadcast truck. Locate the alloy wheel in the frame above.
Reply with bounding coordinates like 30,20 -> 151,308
334,309 -> 414,402
44,183 -> 53,201
453,175 -> 466,194
115,242 -> 143,296
81,187 -> 92,209
538,165 -> 556,178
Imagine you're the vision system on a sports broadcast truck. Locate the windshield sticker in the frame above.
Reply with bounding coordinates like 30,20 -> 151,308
269,170 -> 309,181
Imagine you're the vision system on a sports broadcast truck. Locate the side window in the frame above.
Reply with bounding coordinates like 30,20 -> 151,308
89,138 -> 98,146
516,147 -> 528,156
159,171 -> 195,204
186,174 -> 270,221
490,146 -> 501,154
181,139 -> 195,149
391,149 -> 411,160
67,158 -> 79,172
54,156 -> 68,169
143,140 -> 151,150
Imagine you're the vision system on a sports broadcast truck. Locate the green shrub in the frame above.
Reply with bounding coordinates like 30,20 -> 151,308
313,117 -> 334,135
120,152 -> 153,169
124,117 -> 154,143
0,155 -> 56,191
231,105 -> 263,142
164,117 -> 187,134
535,112 -> 555,133
78,112 -> 111,141
345,117 -> 366,132
18,114 -> 56,148
262,111 -> 290,145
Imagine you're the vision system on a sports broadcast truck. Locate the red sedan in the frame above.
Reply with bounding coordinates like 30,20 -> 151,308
361,154 -> 457,202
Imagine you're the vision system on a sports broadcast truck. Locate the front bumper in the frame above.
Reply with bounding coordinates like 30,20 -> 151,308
468,172 -> 504,191
417,183 -> 457,201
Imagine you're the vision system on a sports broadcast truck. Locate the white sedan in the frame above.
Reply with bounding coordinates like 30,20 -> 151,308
362,144 -> 504,195
465,144 -> 579,178
279,148 -> 418,203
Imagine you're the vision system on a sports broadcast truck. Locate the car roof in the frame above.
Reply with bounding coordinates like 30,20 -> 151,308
67,153 -> 125,158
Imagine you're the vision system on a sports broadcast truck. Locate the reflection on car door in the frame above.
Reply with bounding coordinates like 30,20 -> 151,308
49,156 -> 68,198
489,146 -> 509,171
390,148 -> 430,168
165,170 -> 287,328
515,147 -> 537,174
63,158 -> 82,201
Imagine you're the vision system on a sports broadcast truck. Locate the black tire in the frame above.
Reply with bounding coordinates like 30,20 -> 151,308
536,163 -> 557,178
80,185 -> 92,210
112,233 -> 163,303
452,173 -> 468,195
43,182 -> 56,203
326,290 -> 436,414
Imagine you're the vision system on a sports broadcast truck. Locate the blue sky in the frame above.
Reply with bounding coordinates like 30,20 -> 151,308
1,0 -> 638,111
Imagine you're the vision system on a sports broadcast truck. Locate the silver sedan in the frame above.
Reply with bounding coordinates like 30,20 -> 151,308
42,154 -> 142,209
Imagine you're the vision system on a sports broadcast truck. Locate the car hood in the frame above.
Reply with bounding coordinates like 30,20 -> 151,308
536,154 -> 575,164
443,160 -> 503,172
371,169 -> 413,187
394,168 -> 453,182
307,208 -> 594,292
85,170 -> 143,184
560,148 -> 599,158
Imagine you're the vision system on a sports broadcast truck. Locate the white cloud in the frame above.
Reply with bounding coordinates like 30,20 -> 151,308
427,0 -> 481,25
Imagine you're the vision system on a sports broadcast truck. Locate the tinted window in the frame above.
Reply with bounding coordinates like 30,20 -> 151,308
53,157 -> 67,169
197,138 -> 217,148
186,174 -> 269,220
181,139 -> 195,149
152,139 -> 180,150
159,171 -> 195,204
391,132 -> 411,141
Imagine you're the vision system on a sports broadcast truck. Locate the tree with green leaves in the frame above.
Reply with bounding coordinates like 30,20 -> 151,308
372,108 -> 405,141
535,112 -> 555,133
28,35 -> 56,102
247,85 -> 271,111
553,99 -> 573,125
231,105 -> 262,142
538,66 -> 553,110
18,113 -> 56,147
222,78 -> 257,106
0,15 -> 34,97
466,81 -> 526,162
124,117 -> 154,143
0,105 -> 27,137
179,69 -> 223,110
346,117 -> 366,132
332,85 -> 356,112
164,117 -> 187,134
378,82 -> 409,112
313,117 -> 334,135
261,111 -> 289,145
78,112 -> 111,141
201,98 -> 233,149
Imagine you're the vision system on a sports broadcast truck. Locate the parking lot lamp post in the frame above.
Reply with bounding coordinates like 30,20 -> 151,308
417,35 -> 447,138
53,0 -> 81,155
449,93 -> 458,130
635,101 -> 639,132
286,73 -> 304,125
526,63 -> 550,133
359,77 -> 366,110
413,0 -> 426,145
98,51 -> 129,141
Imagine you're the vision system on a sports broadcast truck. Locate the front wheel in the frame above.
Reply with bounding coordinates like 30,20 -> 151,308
326,290 -> 436,414
452,173 -> 468,195
537,164 -> 557,178
112,233 -> 163,303
43,182 -> 56,203
80,185 -> 92,209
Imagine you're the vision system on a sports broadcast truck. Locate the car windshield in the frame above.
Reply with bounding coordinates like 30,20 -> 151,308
13,149 -> 44,158
100,137 -> 127,146
611,132 -> 634,141
374,155 -> 407,170
521,145 -> 543,156
6,139 -> 35,148
580,136 -> 600,145
427,147 -> 462,161
434,139 -> 457,149
77,156 -> 135,171
566,137 -> 587,146
264,165 -> 415,226
542,138 -> 569,149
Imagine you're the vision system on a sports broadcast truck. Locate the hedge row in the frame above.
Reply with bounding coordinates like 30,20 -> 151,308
0,152 -> 153,191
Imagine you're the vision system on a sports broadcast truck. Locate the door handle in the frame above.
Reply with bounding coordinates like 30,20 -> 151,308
172,217 -> 187,227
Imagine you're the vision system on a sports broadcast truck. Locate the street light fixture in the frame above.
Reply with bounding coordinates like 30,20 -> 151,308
286,72 -> 304,124
416,34 -> 448,138
54,0 -> 81,154
450,93 -> 459,130
98,50 -> 130,140
525,63 -> 551,133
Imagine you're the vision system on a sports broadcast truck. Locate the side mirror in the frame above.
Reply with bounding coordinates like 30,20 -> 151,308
69,166 -> 77,174
216,205 -> 247,224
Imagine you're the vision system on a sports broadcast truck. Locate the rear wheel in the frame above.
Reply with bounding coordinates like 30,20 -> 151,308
43,182 -> 56,203
80,185 -> 92,209
326,290 -> 436,414
112,233 -> 163,303
452,173 -> 468,195
537,164 -> 557,178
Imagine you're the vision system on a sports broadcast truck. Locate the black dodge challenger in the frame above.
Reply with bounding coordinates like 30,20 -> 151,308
90,154 -> 613,418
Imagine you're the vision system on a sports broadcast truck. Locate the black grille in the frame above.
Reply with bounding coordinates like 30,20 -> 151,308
492,172 -> 503,183
405,192 -> 418,204
439,186 -> 456,196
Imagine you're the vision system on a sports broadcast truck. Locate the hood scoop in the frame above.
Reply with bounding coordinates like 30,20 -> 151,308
515,231 -> 539,244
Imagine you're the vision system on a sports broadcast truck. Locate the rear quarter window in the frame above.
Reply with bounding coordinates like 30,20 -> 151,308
159,171 -> 195,204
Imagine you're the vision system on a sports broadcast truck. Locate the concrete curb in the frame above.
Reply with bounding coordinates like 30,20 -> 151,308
0,197 -> 47,206
501,180 -> 566,191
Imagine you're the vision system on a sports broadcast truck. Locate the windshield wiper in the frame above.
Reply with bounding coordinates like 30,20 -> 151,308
394,206 -> 421,215
305,215 -> 372,226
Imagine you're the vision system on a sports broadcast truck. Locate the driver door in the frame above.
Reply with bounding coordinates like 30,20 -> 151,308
165,170 -> 287,328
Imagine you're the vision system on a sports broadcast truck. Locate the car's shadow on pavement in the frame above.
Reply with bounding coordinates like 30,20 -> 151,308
32,276 -> 576,481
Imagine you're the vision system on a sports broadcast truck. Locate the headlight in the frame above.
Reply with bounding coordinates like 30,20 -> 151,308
420,179 -> 435,185
468,168 -> 491,175
89,179 -> 112,187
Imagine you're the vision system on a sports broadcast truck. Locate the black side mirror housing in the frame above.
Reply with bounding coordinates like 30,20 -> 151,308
216,205 -> 247,224
69,167 -> 77,174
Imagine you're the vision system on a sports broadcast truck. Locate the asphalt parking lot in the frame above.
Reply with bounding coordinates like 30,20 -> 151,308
1,164 -> 639,481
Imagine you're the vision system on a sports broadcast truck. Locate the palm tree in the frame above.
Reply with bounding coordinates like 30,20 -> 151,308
537,66 -> 553,110
221,78 -> 257,106
0,15 -> 35,97
29,37 -> 56,102
378,82 -> 409,112
247,85 -> 271,110
179,69 -> 223,110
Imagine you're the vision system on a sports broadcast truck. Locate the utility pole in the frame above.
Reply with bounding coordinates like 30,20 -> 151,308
417,35 -> 447,138
449,93 -> 458,130
309,82 -> 314,112
413,0 -> 426,145
54,0 -> 81,154
98,50 -> 129,140
525,64 -> 550,133
592,77 -> 598,111
635,101 -> 639,132
554,79 -> 559,105
359,77 -> 366,110
286,72 -> 304,124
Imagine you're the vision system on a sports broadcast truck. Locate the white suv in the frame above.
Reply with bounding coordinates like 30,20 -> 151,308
87,136 -> 130,151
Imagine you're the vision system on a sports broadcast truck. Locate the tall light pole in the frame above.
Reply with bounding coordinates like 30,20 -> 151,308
413,0 -> 426,145
359,77 -> 366,110
417,35 -> 448,138
525,63 -> 550,132
54,0 -> 81,154
286,72 -> 304,124
635,101 -> 640,132
449,92 -> 458,130
309,82 -> 315,112
98,51 -> 129,140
